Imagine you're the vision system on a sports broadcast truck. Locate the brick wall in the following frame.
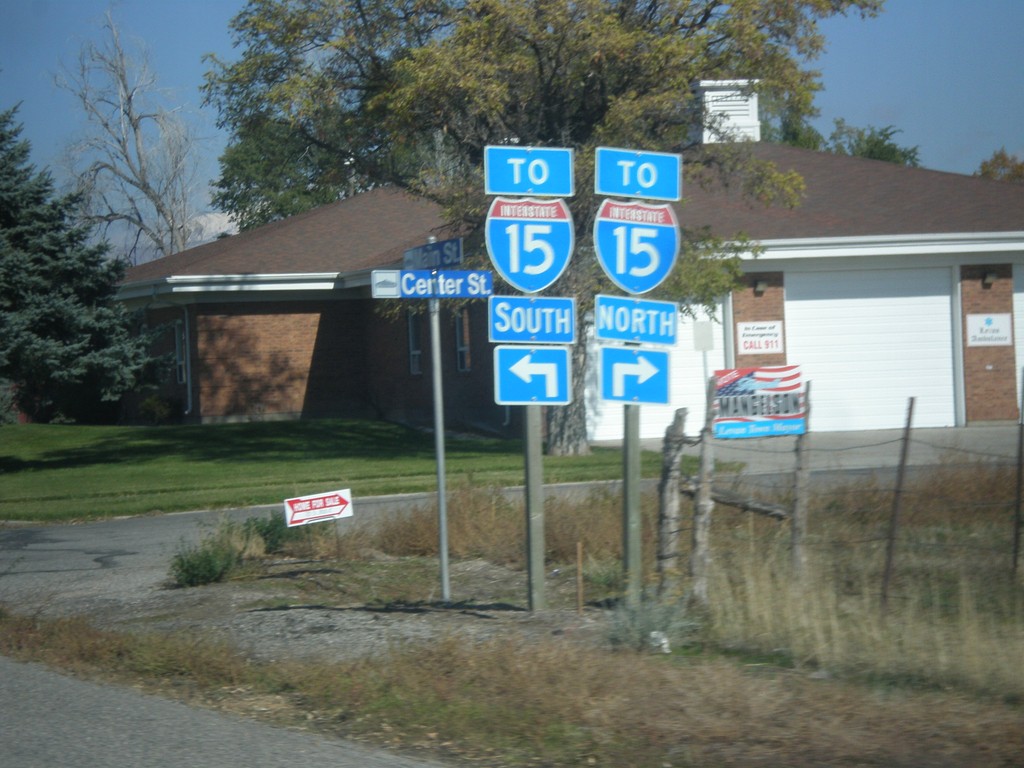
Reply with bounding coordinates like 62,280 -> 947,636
732,272 -> 787,368
187,298 -> 510,433
960,265 -> 1018,422
195,303 -> 320,419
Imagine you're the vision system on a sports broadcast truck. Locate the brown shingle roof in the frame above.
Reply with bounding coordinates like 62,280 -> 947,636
124,149 -> 1024,284
682,143 -> 1024,241
124,187 -> 453,283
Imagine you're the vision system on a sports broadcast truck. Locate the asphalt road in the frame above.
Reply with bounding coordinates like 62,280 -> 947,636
0,655 -> 444,768
0,514 -> 450,768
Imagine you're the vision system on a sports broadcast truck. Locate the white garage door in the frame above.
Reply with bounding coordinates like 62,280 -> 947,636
785,268 -> 956,431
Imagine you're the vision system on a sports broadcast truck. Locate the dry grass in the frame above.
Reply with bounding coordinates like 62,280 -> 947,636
3,461 -> 1023,766
706,461 -> 1024,700
3,608 -> 1021,767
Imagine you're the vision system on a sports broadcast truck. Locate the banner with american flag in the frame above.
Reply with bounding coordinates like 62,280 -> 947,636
713,365 -> 806,439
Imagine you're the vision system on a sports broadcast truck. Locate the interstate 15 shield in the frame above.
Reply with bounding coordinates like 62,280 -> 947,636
485,197 -> 574,294
593,199 -> 679,295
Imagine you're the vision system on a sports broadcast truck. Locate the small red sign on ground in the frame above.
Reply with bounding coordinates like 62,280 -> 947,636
284,489 -> 353,528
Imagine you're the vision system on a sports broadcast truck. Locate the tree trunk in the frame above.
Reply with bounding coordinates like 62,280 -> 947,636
545,333 -> 591,455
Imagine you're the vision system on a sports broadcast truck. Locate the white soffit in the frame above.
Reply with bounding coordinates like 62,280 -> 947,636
749,232 -> 1024,260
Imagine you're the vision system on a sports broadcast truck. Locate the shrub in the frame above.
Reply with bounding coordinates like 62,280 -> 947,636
607,598 -> 700,653
169,537 -> 241,587
243,513 -> 299,555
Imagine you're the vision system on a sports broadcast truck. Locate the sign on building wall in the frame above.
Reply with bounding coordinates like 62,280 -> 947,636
966,314 -> 1013,346
736,321 -> 785,355
713,365 -> 806,439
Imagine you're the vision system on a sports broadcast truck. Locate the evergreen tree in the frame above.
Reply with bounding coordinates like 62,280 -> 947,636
0,106 -> 153,423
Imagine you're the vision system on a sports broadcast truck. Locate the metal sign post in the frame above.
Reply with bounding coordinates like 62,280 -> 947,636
429,292 -> 451,603
371,242 -> 496,605
592,149 -> 682,609
484,145 -> 577,613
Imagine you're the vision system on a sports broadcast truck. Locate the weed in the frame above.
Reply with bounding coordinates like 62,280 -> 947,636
169,539 -> 240,587
607,597 -> 701,652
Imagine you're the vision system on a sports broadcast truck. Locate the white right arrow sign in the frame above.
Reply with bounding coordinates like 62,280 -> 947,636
611,354 -> 658,397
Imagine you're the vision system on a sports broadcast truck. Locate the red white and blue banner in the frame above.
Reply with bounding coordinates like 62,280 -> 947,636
713,366 -> 806,439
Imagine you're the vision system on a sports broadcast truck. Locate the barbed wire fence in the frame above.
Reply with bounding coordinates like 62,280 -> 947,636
657,392 -> 1024,609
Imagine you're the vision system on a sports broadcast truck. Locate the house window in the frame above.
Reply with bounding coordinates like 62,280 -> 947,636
455,308 -> 471,372
174,319 -> 187,384
408,312 -> 423,375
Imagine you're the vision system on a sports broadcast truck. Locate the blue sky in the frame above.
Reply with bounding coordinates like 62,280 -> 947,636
1,0 -> 1022,205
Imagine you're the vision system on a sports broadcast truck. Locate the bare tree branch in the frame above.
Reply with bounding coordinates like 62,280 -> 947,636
56,11 -> 203,262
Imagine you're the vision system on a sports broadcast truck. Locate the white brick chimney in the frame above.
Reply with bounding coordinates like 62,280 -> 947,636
697,80 -> 761,143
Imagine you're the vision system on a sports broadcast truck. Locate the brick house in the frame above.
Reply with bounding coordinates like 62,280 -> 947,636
119,142 -> 1024,438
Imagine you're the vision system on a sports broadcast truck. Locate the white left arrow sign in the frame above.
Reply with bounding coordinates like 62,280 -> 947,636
612,355 -> 658,397
510,352 -> 558,397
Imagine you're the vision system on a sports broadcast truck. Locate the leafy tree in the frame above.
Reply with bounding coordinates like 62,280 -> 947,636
0,107 -> 153,423
976,148 -> 1024,184
211,116 -> 350,231
57,12 -> 205,262
825,118 -> 919,167
764,110 -> 920,167
205,0 -> 883,453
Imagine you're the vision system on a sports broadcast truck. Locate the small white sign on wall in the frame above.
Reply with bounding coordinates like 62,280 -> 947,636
737,321 -> 784,354
966,314 -> 1012,346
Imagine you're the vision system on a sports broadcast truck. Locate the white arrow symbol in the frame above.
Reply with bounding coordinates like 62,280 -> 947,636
612,355 -> 659,397
510,353 -> 558,397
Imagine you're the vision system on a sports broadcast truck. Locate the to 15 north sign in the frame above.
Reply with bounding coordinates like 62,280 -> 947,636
594,146 -> 681,201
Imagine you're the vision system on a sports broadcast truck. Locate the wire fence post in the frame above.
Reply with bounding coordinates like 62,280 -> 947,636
791,381 -> 811,577
1014,367 -> 1023,580
690,377 -> 716,609
881,396 -> 914,614
657,408 -> 688,600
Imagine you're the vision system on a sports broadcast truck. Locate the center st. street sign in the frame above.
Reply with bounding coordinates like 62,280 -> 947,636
370,269 -> 493,299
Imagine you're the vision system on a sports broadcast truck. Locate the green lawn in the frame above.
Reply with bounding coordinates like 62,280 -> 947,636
0,420 -> 662,522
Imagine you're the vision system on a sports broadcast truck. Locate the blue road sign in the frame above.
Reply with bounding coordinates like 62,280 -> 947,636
370,269 -> 493,299
494,345 -> 572,405
484,146 -> 574,197
599,346 -> 670,404
403,237 -> 463,269
485,197 -> 574,293
594,147 -> 681,201
594,294 -> 678,346
489,296 -> 576,344
593,199 -> 679,295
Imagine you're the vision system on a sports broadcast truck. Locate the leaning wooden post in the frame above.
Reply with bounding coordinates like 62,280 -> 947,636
881,396 -> 915,614
690,378 -> 716,608
791,382 -> 812,577
657,408 -> 688,600
1014,368 -> 1023,580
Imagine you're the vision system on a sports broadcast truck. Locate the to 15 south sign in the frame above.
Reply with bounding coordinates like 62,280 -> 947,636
593,199 -> 679,295
485,197 -> 574,294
